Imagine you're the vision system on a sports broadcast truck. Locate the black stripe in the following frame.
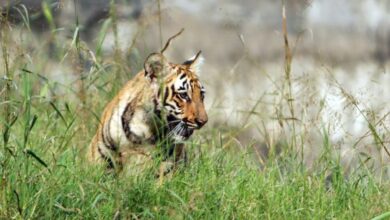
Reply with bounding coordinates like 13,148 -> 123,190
165,103 -> 177,110
102,118 -> 117,151
170,85 -> 176,95
172,99 -> 181,108
173,110 -> 182,115
98,147 -> 114,169
179,73 -> 187,79
163,87 -> 169,104
121,101 -> 143,144
105,116 -> 117,150
181,80 -> 186,88
101,131 -> 111,149
121,101 -> 135,140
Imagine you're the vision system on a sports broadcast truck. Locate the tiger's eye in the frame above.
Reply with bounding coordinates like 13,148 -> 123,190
179,93 -> 190,101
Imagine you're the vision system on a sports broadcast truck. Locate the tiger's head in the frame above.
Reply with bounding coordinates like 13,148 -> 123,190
144,51 -> 208,142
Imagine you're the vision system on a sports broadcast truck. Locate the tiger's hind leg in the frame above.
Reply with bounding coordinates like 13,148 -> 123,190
87,134 -> 123,172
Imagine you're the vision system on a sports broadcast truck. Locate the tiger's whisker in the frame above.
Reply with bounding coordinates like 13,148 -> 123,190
167,122 -> 181,137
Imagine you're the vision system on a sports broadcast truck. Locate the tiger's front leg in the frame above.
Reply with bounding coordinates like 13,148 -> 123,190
157,143 -> 187,184
172,143 -> 188,165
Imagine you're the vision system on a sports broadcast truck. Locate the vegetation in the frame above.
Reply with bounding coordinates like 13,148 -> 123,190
1,2 -> 389,219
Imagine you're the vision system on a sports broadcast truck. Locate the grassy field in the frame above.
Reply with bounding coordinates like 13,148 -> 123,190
1,89 -> 390,219
1,4 -> 390,219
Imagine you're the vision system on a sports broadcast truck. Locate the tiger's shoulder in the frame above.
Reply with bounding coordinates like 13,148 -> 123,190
87,70 -> 155,165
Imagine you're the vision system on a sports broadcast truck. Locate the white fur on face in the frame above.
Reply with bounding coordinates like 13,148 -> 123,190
174,76 -> 190,93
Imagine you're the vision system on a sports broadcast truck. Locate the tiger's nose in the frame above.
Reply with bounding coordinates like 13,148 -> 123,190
195,117 -> 208,128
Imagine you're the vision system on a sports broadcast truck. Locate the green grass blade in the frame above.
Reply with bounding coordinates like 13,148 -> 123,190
50,102 -> 67,126
41,1 -> 55,31
372,211 -> 390,220
25,149 -> 50,171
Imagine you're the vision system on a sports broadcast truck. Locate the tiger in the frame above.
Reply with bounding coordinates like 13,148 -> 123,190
87,30 -> 208,173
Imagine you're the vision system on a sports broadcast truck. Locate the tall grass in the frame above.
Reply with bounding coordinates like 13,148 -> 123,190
1,11 -> 11,218
281,2 -> 297,154
0,1 -> 389,219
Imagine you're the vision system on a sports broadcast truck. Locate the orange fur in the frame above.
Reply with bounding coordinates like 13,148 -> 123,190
87,52 -> 207,172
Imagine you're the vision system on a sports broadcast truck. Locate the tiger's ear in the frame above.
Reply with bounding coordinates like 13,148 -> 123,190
183,50 -> 204,73
144,53 -> 170,81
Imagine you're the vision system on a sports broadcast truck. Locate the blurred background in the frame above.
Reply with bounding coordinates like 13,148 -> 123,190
1,0 -> 389,175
